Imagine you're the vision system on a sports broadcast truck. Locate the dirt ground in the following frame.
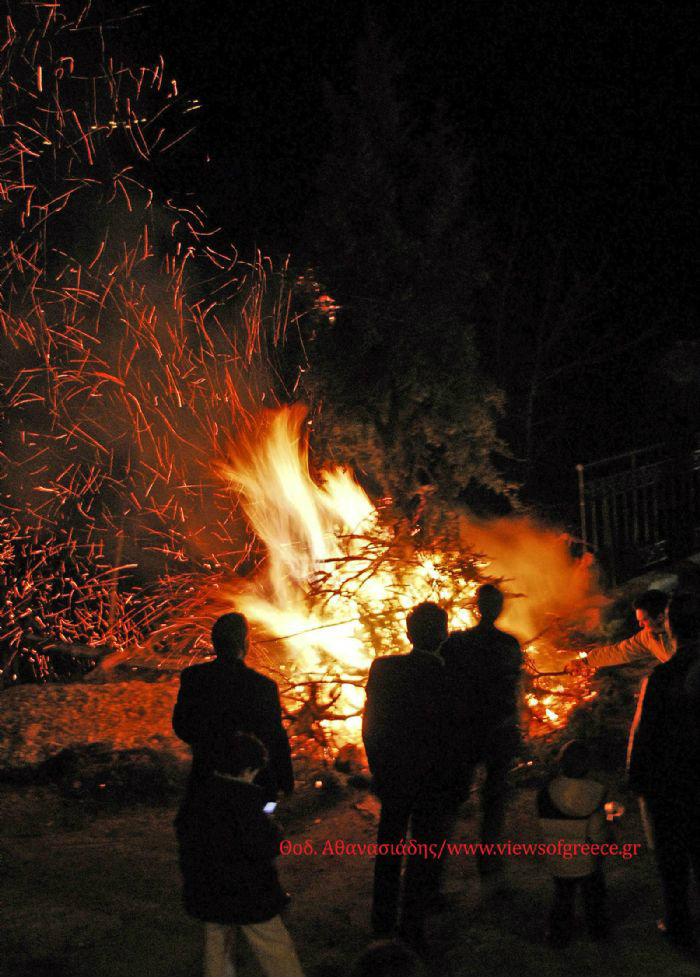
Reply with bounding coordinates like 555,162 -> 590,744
2,775 -> 699,977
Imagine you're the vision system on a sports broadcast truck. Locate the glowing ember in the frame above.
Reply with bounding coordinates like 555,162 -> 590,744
0,3 -> 600,746
0,1 -> 282,667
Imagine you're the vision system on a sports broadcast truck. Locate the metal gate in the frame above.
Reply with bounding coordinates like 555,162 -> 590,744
576,443 -> 700,584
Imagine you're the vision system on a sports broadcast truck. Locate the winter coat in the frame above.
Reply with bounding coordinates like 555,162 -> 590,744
172,656 -> 294,799
627,642 -> 700,801
537,775 -> 607,878
441,622 -> 523,765
362,649 -> 456,801
175,775 -> 288,925
586,628 -> 672,671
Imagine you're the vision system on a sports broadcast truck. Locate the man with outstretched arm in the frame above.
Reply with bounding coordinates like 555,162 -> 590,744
568,589 -> 671,675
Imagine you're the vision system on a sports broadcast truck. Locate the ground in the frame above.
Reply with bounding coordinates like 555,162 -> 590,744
2,775 -> 699,977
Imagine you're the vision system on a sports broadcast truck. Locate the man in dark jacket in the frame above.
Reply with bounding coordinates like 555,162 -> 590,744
441,583 -> 523,880
172,612 -> 294,800
628,589 -> 700,951
176,732 -> 304,977
362,601 -> 455,947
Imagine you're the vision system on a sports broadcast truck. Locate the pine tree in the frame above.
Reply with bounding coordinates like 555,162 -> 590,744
296,26 -> 509,517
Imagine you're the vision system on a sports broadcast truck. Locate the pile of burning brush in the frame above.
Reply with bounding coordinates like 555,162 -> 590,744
1,3 -> 603,752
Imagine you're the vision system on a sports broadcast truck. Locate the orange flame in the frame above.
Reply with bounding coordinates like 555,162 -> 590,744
220,406 -> 602,741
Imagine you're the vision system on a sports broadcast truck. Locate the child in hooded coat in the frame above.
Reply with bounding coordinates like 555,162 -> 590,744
176,731 -> 304,977
537,739 -> 611,946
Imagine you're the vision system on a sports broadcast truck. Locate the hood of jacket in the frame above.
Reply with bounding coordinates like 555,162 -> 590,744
548,776 -> 605,818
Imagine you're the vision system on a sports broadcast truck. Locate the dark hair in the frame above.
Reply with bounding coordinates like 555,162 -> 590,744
557,739 -> 591,779
633,589 -> 668,619
667,590 -> 700,642
211,612 -> 248,658
350,940 -> 427,977
476,583 -> 504,623
211,731 -> 268,776
406,602 -> 448,650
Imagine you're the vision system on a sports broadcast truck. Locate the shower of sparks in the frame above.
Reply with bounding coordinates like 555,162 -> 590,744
0,1 -> 289,661
0,3 -> 600,747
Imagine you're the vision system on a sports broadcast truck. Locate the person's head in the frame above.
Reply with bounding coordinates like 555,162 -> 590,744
406,602 -> 448,652
211,612 -> 249,660
476,583 -> 504,625
633,590 -> 668,634
667,590 -> 700,644
350,939 -> 427,977
211,731 -> 268,779
556,739 -> 591,779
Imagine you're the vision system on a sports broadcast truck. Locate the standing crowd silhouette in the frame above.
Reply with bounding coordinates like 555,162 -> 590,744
172,583 -> 700,976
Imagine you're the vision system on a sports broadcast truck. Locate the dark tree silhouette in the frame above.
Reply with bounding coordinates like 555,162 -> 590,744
296,27 -> 509,517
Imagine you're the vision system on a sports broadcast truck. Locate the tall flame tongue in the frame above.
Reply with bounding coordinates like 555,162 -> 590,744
221,405 -> 387,737
221,405 -> 602,743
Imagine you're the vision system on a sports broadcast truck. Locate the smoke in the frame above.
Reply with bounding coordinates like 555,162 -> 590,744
461,515 -> 606,652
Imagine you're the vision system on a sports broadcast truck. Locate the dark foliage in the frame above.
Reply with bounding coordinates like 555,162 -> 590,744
557,668 -> 641,772
295,28 -> 510,517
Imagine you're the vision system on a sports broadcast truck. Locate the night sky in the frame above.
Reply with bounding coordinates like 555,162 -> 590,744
109,0 -> 696,512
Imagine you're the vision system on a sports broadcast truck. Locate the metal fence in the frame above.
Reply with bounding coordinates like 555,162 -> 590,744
576,443 -> 700,584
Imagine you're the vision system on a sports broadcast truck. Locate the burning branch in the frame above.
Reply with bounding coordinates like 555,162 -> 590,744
0,2 -> 602,753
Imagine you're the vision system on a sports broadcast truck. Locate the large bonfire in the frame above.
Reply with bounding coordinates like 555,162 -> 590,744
219,405 -> 603,745
0,2 -> 601,750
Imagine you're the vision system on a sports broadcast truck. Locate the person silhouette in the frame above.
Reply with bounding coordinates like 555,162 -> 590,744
173,611 -> 294,801
441,583 -> 523,883
362,601 -> 455,950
